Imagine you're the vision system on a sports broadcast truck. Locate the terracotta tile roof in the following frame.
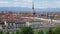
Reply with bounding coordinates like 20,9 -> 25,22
0,12 -> 60,22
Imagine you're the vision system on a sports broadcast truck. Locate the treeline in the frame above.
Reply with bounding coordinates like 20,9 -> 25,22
0,27 -> 60,34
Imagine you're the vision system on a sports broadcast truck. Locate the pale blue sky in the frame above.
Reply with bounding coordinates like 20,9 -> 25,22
0,0 -> 60,8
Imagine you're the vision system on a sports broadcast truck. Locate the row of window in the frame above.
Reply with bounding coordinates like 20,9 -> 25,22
6,23 -> 26,28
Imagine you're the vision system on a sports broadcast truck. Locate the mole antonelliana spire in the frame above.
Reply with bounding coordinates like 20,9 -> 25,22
32,2 -> 35,15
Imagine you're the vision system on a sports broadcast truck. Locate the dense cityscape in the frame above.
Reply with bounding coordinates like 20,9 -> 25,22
0,0 -> 60,34
0,4 -> 60,33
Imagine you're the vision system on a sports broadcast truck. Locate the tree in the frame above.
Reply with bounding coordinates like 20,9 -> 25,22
20,26 -> 34,34
46,28 -> 53,34
11,32 -> 15,34
5,32 -> 9,34
15,30 -> 19,34
0,30 -> 3,34
38,30 -> 44,34
52,27 -> 60,34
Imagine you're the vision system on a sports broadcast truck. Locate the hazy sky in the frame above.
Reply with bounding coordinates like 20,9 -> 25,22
0,0 -> 60,8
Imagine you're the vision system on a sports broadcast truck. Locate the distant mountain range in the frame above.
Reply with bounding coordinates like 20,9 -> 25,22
0,7 -> 60,12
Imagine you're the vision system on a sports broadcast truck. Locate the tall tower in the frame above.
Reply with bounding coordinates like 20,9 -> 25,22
32,2 -> 35,15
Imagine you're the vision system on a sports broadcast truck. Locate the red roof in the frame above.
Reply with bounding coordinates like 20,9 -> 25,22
0,12 -> 60,22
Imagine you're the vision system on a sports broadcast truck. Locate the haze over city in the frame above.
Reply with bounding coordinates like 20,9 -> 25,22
0,0 -> 60,12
